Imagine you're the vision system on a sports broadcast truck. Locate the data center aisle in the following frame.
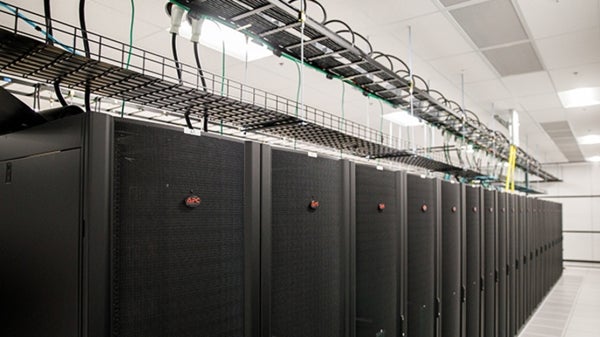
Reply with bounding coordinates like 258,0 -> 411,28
518,263 -> 600,337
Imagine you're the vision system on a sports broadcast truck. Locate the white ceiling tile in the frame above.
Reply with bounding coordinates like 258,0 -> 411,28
580,144 -> 600,158
501,71 -> 555,97
489,98 -> 524,113
568,106 -> 600,135
518,93 -> 563,112
536,28 -> 600,70
465,79 -> 512,102
357,0 -> 438,24
389,12 -> 474,60
515,0 -> 600,39
320,0 -> 438,30
527,108 -> 567,123
429,52 -> 497,83
549,62 -> 600,92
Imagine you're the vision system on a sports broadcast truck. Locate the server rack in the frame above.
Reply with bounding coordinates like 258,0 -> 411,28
406,175 -> 440,337
440,181 -> 464,337
483,189 -> 497,337
537,199 -> 543,306
0,111 -> 566,337
497,192 -> 507,337
261,146 -> 353,337
0,113 -> 263,337
464,186 -> 484,337
355,165 -> 406,337
517,196 -> 527,333
507,194 -> 516,337
528,197 -> 533,317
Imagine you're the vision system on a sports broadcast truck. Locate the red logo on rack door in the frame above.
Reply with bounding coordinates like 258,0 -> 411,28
421,204 -> 428,213
451,206 -> 457,213
185,195 -> 202,208
309,199 -> 320,211
378,203 -> 386,212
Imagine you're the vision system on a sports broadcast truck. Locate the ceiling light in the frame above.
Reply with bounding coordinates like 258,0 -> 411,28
175,20 -> 273,62
586,155 -> 600,162
382,110 -> 423,127
558,87 -> 600,108
578,134 -> 600,145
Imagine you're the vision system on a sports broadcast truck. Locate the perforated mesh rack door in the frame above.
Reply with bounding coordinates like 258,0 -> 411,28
355,165 -> 404,337
465,187 -> 482,337
406,175 -> 437,337
440,181 -> 462,337
483,190 -> 497,337
496,193 -> 507,337
112,121 -> 246,337
268,149 -> 349,337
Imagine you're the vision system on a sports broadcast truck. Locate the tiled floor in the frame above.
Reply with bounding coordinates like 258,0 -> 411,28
518,263 -> 600,337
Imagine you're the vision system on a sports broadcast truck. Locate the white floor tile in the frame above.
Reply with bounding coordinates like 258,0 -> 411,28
519,263 -> 600,337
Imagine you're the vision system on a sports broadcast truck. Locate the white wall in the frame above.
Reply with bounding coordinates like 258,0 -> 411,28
542,162 -> 600,263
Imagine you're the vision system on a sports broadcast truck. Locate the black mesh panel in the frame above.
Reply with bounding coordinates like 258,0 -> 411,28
441,181 -> 461,337
270,150 -> 345,337
484,190 -> 496,337
406,175 -> 436,337
465,187 -> 481,337
497,193 -> 507,337
112,121 -> 245,337
355,166 -> 399,337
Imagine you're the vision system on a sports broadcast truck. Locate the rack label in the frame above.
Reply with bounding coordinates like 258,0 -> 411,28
183,127 -> 202,137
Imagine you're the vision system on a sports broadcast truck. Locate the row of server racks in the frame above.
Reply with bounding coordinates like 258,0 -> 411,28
0,113 -> 563,337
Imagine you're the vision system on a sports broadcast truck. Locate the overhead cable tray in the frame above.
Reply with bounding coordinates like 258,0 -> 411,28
0,4 -> 557,182
172,0 -> 558,182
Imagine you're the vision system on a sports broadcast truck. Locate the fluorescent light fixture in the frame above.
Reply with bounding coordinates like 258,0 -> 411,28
382,110 -> 422,127
578,134 -> 600,145
176,20 -> 272,62
558,87 -> 600,108
586,155 -> 600,162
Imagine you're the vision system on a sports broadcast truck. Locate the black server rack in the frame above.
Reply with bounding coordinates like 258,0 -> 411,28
507,194 -> 516,337
262,146 -> 352,337
536,199 -> 542,308
440,181 -> 464,337
559,203 -> 564,278
543,200 -> 548,294
0,113 -> 262,337
0,111 -> 567,337
464,186 -> 484,337
497,192 -> 507,337
355,165 -> 406,337
557,202 -> 564,281
406,175 -> 440,337
517,195 -> 525,331
528,197 -> 533,318
483,189 -> 497,337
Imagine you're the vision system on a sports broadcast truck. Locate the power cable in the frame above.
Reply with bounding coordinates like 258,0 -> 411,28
78,0 -> 91,113
43,0 -> 68,107
192,42 -> 207,91
171,33 -> 183,83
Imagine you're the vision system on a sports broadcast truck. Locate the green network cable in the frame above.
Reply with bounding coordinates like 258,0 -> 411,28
121,0 -> 135,117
